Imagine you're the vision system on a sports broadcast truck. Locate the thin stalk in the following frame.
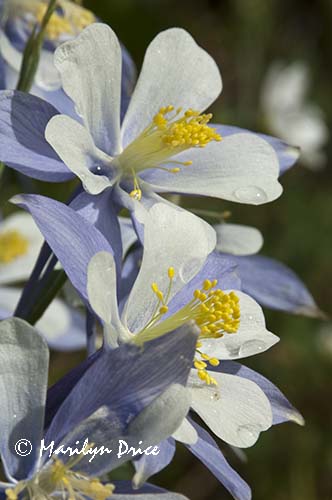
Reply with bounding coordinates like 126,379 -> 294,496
26,270 -> 67,326
16,0 -> 58,92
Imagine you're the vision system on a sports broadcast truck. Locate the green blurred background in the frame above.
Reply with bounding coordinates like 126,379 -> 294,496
82,1 -> 331,499
4,0 -> 332,498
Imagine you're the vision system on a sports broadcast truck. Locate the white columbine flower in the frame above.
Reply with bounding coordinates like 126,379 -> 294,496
261,61 -> 329,170
45,23 -> 282,210
0,212 -> 85,350
87,203 -> 278,448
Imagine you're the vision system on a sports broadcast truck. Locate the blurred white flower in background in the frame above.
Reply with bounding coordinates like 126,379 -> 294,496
261,61 -> 329,170
317,323 -> 332,357
0,212 -> 85,350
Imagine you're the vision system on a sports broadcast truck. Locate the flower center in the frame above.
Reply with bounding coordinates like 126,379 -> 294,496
33,0 -> 95,40
117,105 -> 222,201
6,457 -> 114,500
0,230 -> 29,263
134,268 -> 240,384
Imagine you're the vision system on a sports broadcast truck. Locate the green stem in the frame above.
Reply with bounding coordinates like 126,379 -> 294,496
0,161 -> 5,187
26,270 -> 67,326
16,0 -> 58,92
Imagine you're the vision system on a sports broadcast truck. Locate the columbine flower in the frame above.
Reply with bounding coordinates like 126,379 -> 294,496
0,211 -> 86,350
214,221 -> 322,317
261,61 -> 329,170
42,22 -> 283,208
13,195 -> 304,500
0,317 -> 196,499
0,0 -> 136,116
0,24 -> 301,211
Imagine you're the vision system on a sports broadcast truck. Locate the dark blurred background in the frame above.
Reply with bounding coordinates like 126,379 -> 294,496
4,0 -> 332,498
82,1 -> 332,499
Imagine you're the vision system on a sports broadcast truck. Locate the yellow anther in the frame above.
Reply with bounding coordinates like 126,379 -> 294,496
170,168 -> 180,173
151,283 -> 159,293
183,161 -> 193,166
5,489 -> 18,500
0,230 -> 29,263
198,370 -> 209,382
168,267 -> 175,279
129,189 -> 142,201
193,289 -> 201,300
203,279 -> 212,291
209,358 -> 220,367
194,360 -> 207,370
159,305 -> 169,315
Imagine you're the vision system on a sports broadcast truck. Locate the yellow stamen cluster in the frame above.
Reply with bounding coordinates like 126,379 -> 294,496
35,4 -> 73,39
34,1 -> 95,40
153,106 -> 222,148
193,280 -> 240,338
5,457 -> 115,500
134,269 -> 240,386
50,458 -> 114,500
117,104 -> 221,200
0,230 -> 29,263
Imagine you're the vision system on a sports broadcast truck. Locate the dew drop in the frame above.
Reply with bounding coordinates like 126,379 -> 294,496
234,186 -> 268,204
239,339 -> 267,357
225,345 -> 241,357
237,424 -> 260,443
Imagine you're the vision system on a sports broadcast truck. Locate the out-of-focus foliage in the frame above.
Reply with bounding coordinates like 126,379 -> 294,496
1,0 -> 331,498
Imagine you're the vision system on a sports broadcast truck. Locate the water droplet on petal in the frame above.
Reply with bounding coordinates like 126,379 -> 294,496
234,186 -> 268,203
239,339 -> 267,357
225,344 -> 241,357
237,424 -> 260,444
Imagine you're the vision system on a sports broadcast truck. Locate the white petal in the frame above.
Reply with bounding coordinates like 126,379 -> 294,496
123,203 -> 216,333
200,291 -> 279,360
0,212 -> 43,284
54,23 -> 122,154
172,417 -> 198,445
215,223 -> 263,255
190,371 -> 272,447
87,252 -> 128,345
143,133 -> 283,205
45,115 -> 113,195
122,28 -> 222,147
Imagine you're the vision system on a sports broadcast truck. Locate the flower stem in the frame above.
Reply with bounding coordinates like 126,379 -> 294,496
25,269 -> 67,326
16,0 -> 58,92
